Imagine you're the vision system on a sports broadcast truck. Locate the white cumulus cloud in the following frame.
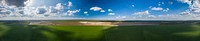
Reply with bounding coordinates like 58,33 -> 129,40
134,10 -> 150,15
0,0 -> 80,18
68,1 -> 72,7
108,9 -> 113,12
54,3 -> 64,10
151,7 -> 163,11
100,10 -> 105,12
177,0 -> 192,4
90,7 -> 102,11
163,8 -> 170,12
177,0 -> 200,15
84,11 -> 88,14
108,13 -> 115,16
67,9 -> 80,16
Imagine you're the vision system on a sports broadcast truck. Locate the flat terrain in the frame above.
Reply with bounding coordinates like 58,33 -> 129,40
0,21 -> 200,41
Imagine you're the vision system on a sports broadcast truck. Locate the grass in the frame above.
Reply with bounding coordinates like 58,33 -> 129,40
43,25 -> 111,41
0,23 -> 111,41
104,24 -> 200,41
0,23 -> 200,41
0,25 -> 10,37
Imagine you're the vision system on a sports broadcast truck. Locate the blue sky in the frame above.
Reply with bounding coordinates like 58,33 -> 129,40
70,0 -> 188,17
0,0 -> 199,20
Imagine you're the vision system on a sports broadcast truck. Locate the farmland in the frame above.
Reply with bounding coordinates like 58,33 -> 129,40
0,21 -> 200,41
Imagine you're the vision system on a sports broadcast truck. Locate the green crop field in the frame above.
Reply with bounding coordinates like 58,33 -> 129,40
0,22 -> 200,41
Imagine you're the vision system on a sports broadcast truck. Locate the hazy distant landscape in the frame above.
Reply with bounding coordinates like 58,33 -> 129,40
0,20 -> 200,41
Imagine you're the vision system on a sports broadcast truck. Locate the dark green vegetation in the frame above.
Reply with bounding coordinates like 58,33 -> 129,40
0,21 -> 200,41
105,25 -> 200,41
